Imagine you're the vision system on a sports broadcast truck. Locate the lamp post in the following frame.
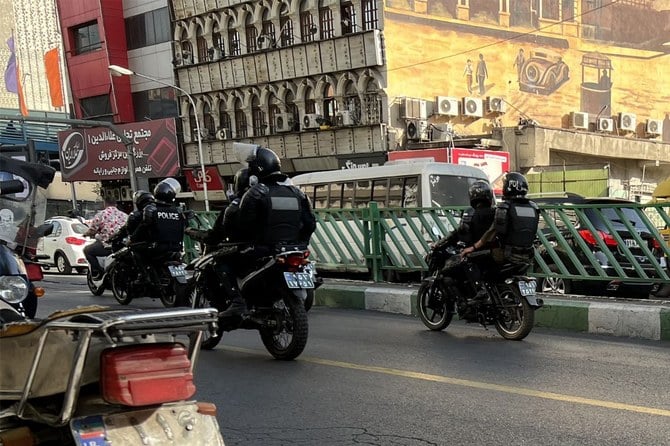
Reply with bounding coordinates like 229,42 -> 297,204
108,64 -> 210,211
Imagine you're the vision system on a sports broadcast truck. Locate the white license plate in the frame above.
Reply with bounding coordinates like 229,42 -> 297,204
70,403 -> 224,446
168,264 -> 186,277
518,280 -> 537,297
284,272 -> 315,289
624,239 -> 639,248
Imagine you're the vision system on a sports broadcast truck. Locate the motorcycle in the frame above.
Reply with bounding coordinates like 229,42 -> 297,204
0,296 -> 225,445
0,156 -> 56,319
107,242 -> 188,308
186,243 -> 313,359
85,238 -> 126,297
417,241 -> 543,340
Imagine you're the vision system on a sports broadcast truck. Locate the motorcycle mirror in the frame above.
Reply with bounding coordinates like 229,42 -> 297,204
0,179 -> 25,196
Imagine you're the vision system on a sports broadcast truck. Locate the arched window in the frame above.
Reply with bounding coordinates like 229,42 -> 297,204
361,0 -> 378,31
234,99 -> 247,138
203,102 -> 215,136
246,14 -> 258,52
180,41 -> 193,64
319,7 -> 334,39
219,101 -> 231,132
341,2 -> 357,34
229,30 -> 241,56
304,87 -> 316,114
212,31 -> 224,59
251,95 -> 266,136
323,84 -> 336,124
280,17 -> 294,46
363,78 -> 382,123
299,0 -> 315,43
188,102 -> 198,139
196,26 -> 207,62
268,97 -> 281,133
285,91 -> 299,126
262,9 -> 275,43
343,80 -> 361,124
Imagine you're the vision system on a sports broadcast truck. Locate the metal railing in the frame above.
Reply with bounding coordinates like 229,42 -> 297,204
186,202 -> 670,284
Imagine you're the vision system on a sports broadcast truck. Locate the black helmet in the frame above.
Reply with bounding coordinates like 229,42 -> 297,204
247,146 -> 281,180
233,168 -> 251,197
468,180 -> 493,207
133,190 -> 155,210
502,172 -> 529,199
153,178 -> 181,203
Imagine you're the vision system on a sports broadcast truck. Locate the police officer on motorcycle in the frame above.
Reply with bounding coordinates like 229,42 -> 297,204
131,178 -> 186,257
220,147 -> 316,319
433,180 -> 495,299
462,172 -> 539,267
110,190 -> 155,248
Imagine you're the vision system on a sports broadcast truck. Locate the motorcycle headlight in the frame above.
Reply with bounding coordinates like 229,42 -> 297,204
0,276 -> 29,303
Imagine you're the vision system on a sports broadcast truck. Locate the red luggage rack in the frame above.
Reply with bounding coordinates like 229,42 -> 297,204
12,307 -> 219,426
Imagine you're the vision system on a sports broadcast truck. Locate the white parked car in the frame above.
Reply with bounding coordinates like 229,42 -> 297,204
37,216 -> 93,274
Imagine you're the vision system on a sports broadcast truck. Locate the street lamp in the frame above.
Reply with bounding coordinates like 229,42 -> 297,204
108,64 -> 210,211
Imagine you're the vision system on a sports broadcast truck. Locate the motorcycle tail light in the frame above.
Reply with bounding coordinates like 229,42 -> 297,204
101,343 -> 195,407
25,263 -> 43,281
65,236 -> 87,245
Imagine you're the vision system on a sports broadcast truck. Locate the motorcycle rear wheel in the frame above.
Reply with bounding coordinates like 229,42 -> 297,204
189,281 -> 224,350
494,285 -> 534,341
260,293 -> 308,360
417,280 -> 453,331
110,264 -> 134,305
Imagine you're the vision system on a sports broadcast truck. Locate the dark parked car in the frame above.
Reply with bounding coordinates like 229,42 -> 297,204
532,194 -> 665,298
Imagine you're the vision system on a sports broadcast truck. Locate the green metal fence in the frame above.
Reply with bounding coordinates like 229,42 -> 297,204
187,202 -> 670,285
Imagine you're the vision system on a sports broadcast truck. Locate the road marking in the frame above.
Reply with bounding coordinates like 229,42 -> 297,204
222,346 -> 670,418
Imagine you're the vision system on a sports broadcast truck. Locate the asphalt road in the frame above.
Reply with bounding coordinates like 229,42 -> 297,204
36,273 -> 670,445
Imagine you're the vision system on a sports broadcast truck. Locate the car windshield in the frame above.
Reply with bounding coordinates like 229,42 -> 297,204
428,174 -> 480,207
584,206 -> 647,232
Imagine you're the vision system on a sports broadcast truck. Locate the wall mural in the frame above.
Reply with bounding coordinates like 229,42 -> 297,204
383,0 -> 670,141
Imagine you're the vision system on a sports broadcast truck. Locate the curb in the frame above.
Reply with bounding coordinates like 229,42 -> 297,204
314,282 -> 670,341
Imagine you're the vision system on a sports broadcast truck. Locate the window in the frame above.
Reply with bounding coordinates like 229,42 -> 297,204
354,180 -> 372,208
361,0 -> 379,31
280,17 -> 294,46
132,87 -> 178,121
73,21 -> 101,55
314,184 -> 329,208
246,22 -> 258,52
229,31 -> 241,56
219,102 -> 231,132
262,10 -> 276,44
213,32 -> 224,55
388,176 -> 419,207
300,12 -> 315,43
197,27 -> 207,62
203,103 -> 215,136
341,3 -> 357,34
541,0 -> 560,20
235,107 -> 248,138
269,103 -> 280,133
251,96 -> 265,136
80,95 -> 111,119
125,8 -> 170,50
319,8 -> 334,39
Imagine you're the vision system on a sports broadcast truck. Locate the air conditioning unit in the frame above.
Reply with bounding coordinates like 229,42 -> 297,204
274,113 -> 295,132
120,186 -> 132,202
302,113 -> 321,130
401,98 -> 429,119
570,111 -> 589,129
435,96 -> 460,116
646,119 -> 663,136
598,117 -> 613,132
618,112 -> 636,132
194,128 -> 213,140
462,97 -> 484,118
405,119 -> 427,141
487,96 -> 507,113
337,110 -> 354,126
105,188 -> 120,202
216,128 -> 231,140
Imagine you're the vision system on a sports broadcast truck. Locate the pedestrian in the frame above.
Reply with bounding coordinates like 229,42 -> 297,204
464,59 -> 473,94
513,48 -> 525,82
476,53 -> 488,96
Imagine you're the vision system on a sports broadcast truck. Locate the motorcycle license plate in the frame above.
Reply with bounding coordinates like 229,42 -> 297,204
518,280 -> 537,297
284,272 -> 315,289
70,403 -> 224,446
168,264 -> 186,277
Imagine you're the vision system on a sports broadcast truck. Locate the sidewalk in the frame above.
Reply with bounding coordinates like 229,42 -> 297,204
314,279 -> 670,341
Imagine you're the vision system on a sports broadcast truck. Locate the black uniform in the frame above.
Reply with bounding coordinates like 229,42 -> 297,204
435,205 -> 495,250
491,197 -> 540,265
238,176 -> 316,251
131,201 -> 186,255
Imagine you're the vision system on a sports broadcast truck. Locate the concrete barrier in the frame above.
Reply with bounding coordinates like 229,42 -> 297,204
314,280 -> 670,341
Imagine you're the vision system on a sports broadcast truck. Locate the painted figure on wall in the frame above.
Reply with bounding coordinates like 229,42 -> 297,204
464,59 -> 473,94
513,48 -> 525,82
476,53 -> 488,96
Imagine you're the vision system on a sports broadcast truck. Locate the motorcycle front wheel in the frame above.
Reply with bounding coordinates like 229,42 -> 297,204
189,280 -> 224,350
417,280 -> 453,331
260,293 -> 308,360
110,263 -> 134,305
494,285 -> 534,341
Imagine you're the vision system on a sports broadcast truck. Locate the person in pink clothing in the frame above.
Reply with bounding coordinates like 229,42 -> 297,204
84,197 -> 128,278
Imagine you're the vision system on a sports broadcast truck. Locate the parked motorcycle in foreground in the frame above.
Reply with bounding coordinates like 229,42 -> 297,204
186,243 -> 313,359
417,242 -> 543,340
0,295 -> 225,445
